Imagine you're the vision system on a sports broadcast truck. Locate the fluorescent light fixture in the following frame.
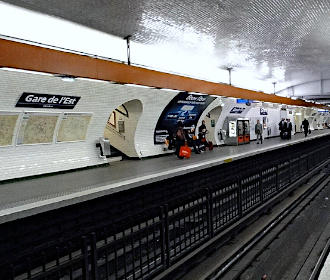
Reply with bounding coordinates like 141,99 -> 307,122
295,112 -> 302,115
61,76 -> 75,82
77,77 -> 111,83
189,92 -> 207,96
159,88 -> 181,93
1,67 -> 52,76
125,84 -> 152,89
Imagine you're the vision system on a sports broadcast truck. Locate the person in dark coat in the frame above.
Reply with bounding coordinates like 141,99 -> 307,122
175,121 -> 186,159
286,119 -> 292,139
279,118 -> 286,139
302,118 -> 309,137
255,119 -> 263,144
198,120 -> 208,150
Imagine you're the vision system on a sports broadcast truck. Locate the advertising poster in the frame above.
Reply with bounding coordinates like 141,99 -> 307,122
154,92 -> 215,144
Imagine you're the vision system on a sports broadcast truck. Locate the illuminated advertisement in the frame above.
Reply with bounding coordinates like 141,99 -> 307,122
154,92 -> 215,144
229,121 -> 237,137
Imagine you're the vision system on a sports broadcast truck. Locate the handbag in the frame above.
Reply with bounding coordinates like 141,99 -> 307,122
179,145 -> 191,158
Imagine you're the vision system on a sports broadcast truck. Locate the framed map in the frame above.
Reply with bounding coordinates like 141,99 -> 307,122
56,113 -> 92,142
0,112 -> 20,146
17,112 -> 59,145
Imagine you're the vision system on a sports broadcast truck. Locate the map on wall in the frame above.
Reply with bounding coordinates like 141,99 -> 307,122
57,113 -> 92,142
0,112 -> 19,146
17,112 -> 59,145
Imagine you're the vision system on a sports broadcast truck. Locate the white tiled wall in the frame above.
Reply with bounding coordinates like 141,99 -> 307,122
1,69 -> 325,181
0,69 -> 176,180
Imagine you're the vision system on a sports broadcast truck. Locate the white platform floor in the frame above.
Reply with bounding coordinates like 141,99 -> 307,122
0,130 -> 329,224
319,253 -> 330,280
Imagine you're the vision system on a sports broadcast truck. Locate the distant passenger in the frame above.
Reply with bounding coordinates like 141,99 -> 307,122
279,118 -> 286,139
198,120 -> 208,151
286,119 -> 292,139
255,119 -> 263,144
175,121 -> 186,159
302,118 -> 309,137
198,120 -> 207,135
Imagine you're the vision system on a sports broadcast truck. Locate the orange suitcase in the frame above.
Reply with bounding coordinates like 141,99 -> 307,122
179,146 -> 191,158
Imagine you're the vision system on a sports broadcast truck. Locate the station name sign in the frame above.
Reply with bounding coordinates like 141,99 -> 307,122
16,92 -> 80,109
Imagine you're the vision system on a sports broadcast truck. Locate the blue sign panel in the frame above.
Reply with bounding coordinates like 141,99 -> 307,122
236,99 -> 249,103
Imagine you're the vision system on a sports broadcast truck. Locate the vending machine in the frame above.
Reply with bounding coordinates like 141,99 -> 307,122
223,117 -> 250,145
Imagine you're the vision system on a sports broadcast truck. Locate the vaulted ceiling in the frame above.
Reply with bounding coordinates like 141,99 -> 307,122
2,0 -> 330,105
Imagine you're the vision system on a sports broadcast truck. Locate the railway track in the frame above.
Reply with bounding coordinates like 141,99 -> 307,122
205,165 -> 330,280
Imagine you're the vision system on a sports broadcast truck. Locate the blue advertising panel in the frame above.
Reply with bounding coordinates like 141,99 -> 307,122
154,92 -> 215,144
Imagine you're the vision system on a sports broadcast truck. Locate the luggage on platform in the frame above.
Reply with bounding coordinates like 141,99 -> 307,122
208,141 -> 214,150
179,145 -> 191,158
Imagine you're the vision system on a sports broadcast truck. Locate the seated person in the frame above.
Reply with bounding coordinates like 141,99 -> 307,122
165,128 -> 174,150
185,125 -> 200,154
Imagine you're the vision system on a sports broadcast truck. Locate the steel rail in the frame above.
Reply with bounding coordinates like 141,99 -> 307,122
206,167 -> 330,280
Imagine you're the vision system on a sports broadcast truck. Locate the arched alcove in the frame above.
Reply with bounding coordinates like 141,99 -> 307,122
104,99 -> 143,157
200,105 -> 223,144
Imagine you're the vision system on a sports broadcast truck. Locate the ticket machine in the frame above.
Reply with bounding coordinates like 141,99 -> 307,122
223,117 -> 250,145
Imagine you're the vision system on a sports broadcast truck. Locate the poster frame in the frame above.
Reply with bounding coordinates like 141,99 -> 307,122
0,111 -> 21,148
55,112 -> 93,144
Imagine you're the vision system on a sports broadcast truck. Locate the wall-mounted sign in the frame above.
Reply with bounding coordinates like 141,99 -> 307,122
16,92 -> 80,109
17,112 -> 59,145
260,108 -> 268,115
230,107 -> 245,114
236,99 -> 249,103
237,99 -> 251,106
229,121 -> 237,137
211,119 -> 215,127
154,92 -> 215,144
0,112 -> 19,147
56,113 -> 92,142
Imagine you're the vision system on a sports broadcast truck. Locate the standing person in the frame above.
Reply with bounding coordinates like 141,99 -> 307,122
255,119 -> 263,144
198,120 -> 208,151
279,118 -> 285,139
302,118 -> 309,137
286,119 -> 292,139
175,121 -> 186,159
198,120 -> 207,135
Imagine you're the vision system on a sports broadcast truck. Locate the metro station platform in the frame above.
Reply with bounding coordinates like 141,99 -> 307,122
0,130 -> 329,225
